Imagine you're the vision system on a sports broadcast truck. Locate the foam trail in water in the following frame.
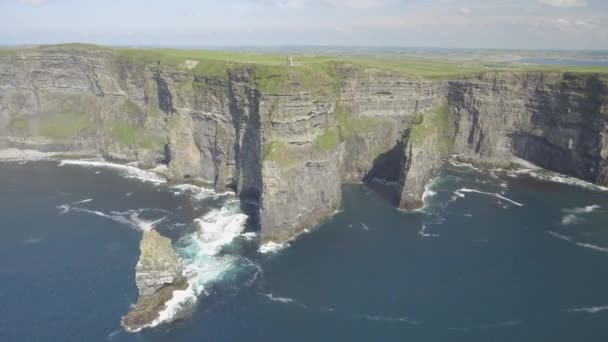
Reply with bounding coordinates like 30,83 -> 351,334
142,200 -> 248,330
59,160 -> 166,184
356,314 -> 421,325
454,188 -> 523,207
261,293 -> 297,304
361,223 -> 370,231
565,306 -> 608,314
72,198 -> 93,205
548,231 -> 608,253
62,206 -> 170,231
419,224 -> 439,238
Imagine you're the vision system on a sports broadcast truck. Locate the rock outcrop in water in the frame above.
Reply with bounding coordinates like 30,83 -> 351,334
121,229 -> 186,332
1,45 -> 607,245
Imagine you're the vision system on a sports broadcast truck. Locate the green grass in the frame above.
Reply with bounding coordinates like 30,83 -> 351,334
110,121 -> 165,149
334,106 -> 377,139
314,127 -> 340,151
263,140 -> 295,166
6,44 -> 608,88
39,110 -> 92,139
409,102 -> 453,153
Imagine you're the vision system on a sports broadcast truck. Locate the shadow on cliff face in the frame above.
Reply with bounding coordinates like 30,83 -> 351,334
510,73 -> 606,183
362,140 -> 405,207
227,71 -> 263,233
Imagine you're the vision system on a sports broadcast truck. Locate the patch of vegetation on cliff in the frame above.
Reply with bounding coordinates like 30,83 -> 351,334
263,140 -> 296,167
314,127 -> 340,151
39,110 -> 92,139
334,106 -> 377,139
8,116 -> 30,135
110,122 -> 165,150
409,103 -> 453,153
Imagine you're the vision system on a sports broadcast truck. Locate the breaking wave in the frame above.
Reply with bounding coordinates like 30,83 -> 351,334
259,241 -> 290,254
144,200 -> 250,330
59,160 -> 166,184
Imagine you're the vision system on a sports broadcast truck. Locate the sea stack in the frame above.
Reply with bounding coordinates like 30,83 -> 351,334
122,229 -> 187,332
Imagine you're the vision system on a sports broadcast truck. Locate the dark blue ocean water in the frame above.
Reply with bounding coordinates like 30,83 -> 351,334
1,160 -> 608,341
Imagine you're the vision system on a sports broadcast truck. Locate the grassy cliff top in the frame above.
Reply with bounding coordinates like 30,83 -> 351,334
3,43 -> 608,86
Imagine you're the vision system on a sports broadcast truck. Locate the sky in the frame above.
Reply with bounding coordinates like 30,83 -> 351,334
1,0 -> 607,49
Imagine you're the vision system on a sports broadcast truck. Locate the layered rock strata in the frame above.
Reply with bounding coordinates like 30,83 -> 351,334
121,229 -> 186,332
1,46 -> 607,245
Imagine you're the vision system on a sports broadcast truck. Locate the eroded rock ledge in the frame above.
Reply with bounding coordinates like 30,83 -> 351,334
121,229 -> 186,332
1,46 -> 607,245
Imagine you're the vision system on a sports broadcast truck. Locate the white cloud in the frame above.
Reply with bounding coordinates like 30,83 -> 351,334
460,7 -> 472,15
538,0 -> 587,7
18,0 -> 47,5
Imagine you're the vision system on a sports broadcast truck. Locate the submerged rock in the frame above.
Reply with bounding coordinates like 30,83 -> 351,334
122,229 -> 187,332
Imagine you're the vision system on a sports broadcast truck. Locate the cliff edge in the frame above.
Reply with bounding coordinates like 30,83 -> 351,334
1,45 -> 607,245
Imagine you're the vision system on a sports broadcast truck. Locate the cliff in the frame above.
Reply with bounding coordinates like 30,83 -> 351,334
1,45 -> 607,244
122,229 -> 186,332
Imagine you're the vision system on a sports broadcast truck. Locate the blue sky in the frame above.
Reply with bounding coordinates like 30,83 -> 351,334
1,0 -> 607,49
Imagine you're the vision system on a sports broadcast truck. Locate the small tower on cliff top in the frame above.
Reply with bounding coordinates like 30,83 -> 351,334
287,56 -> 294,67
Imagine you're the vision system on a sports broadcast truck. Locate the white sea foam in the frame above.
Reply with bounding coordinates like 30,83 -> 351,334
62,206 -> 169,232
259,241 -> 290,254
141,201 -> 248,330
59,160 -> 166,184
503,167 -> 608,192
561,205 -> 602,225
419,224 -> 439,238
561,214 -> 583,225
57,204 -> 70,215
447,159 -> 483,172
565,205 -> 602,214
548,231 -> 608,253
72,198 -> 93,205
240,232 -> 258,241
262,293 -> 297,304
454,188 -> 524,207
565,306 -> 608,314
171,183 -> 235,200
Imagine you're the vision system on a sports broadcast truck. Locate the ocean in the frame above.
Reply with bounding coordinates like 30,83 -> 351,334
1,159 -> 607,341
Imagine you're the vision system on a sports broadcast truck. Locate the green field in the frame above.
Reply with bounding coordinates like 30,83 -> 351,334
3,43 -> 608,87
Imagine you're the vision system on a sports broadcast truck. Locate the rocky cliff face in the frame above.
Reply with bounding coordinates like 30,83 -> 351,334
447,72 -> 608,186
122,229 -> 186,332
1,46 -> 607,245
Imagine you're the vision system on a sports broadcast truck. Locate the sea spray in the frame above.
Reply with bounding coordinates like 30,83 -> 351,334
144,200 -> 249,329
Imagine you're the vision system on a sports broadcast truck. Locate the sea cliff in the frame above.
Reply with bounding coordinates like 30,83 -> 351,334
1,45 -> 607,244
